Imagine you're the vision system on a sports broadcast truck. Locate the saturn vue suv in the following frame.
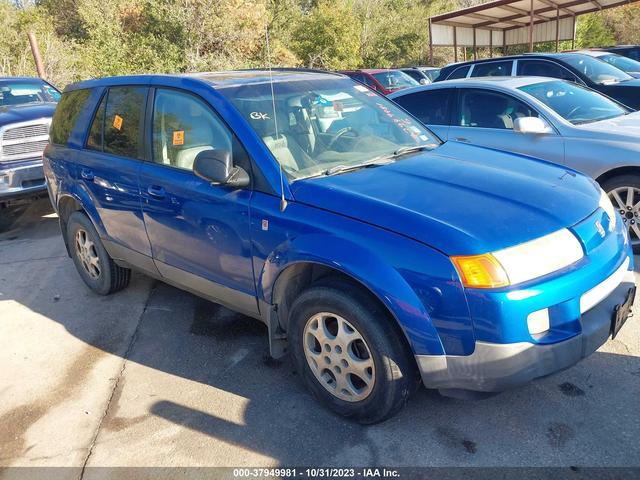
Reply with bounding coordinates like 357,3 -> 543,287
43,70 -> 634,423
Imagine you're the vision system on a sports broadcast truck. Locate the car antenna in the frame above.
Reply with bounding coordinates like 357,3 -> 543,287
265,26 -> 288,212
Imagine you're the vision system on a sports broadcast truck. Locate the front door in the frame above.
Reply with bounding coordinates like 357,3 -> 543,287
139,87 -> 257,316
448,88 -> 565,164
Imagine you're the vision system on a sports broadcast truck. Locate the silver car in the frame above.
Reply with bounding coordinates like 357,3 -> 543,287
389,77 -> 640,248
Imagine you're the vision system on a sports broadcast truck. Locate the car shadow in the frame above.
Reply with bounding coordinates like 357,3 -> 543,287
2,201 -> 640,466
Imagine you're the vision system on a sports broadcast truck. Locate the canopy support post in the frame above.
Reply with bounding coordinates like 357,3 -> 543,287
556,5 -> 560,53
428,18 -> 434,64
473,27 -> 477,60
454,26 -> 458,62
489,30 -> 493,58
528,0 -> 534,52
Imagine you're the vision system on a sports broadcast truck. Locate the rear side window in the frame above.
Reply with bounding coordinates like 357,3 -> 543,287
470,61 -> 513,78
394,89 -> 452,125
50,89 -> 92,146
446,65 -> 470,80
517,60 -> 576,81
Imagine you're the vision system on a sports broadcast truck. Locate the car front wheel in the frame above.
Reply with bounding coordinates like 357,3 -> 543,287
288,283 -> 418,424
602,174 -> 640,252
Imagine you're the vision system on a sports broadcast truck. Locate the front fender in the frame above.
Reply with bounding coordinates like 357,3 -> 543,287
260,233 -> 454,356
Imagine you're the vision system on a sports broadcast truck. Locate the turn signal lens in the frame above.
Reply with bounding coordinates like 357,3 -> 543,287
451,254 -> 510,289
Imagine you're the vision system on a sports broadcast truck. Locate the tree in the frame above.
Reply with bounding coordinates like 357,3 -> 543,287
292,0 -> 362,69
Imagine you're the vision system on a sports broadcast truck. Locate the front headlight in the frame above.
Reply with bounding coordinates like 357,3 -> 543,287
452,229 -> 584,289
599,188 -> 617,231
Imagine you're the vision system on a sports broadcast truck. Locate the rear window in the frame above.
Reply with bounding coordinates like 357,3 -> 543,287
50,89 -> 92,146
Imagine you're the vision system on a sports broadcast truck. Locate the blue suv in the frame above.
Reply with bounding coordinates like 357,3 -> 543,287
44,70 -> 635,423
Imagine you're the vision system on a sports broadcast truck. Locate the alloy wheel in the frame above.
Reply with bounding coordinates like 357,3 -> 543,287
75,228 -> 101,279
303,312 -> 375,402
609,187 -> 640,246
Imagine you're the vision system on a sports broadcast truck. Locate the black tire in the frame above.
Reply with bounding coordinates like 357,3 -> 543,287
600,174 -> 640,253
288,282 -> 419,424
66,211 -> 131,295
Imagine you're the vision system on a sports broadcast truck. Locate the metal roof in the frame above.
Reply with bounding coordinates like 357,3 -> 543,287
429,0 -> 640,48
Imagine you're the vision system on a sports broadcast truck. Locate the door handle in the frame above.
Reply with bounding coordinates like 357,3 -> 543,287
454,137 -> 470,143
80,168 -> 94,181
147,185 -> 166,200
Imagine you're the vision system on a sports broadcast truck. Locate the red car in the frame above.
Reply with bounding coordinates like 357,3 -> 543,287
339,69 -> 419,95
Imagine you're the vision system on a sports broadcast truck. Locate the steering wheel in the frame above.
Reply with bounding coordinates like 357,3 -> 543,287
326,127 -> 359,150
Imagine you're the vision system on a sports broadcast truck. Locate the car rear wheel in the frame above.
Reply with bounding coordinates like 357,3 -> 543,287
288,283 -> 418,424
601,175 -> 640,252
67,211 -> 131,295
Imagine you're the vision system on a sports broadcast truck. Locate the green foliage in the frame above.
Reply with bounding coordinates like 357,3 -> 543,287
0,0 -> 636,89
576,12 -> 616,49
292,0 -> 362,69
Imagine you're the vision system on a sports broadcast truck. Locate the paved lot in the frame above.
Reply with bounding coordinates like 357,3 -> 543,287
1,199 -> 640,468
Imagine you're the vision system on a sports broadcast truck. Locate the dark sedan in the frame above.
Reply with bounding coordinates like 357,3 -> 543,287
435,53 -> 640,110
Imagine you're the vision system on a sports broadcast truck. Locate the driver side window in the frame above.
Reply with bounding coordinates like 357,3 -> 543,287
152,89 -> 232,171
457,89 -> 538,130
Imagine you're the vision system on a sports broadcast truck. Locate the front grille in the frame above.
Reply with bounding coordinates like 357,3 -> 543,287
0,121 -> 50,162
3,124 -> 49,141
2,140 -> 48,157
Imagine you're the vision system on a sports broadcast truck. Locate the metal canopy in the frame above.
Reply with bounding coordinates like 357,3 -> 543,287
428,0 -> 640,61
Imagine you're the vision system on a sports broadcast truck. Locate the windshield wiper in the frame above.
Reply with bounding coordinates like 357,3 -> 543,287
323,145 -> 433,176
324,158 -> 395,176
392,145 -> 432,157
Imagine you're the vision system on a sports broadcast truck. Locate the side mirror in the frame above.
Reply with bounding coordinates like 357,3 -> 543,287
513,117 -> 553,135
193,149 -> 250,188
419,78 -> 430,85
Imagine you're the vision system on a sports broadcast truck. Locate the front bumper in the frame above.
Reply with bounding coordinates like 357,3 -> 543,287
0,158 -> 47,204
416,274 -> 635,392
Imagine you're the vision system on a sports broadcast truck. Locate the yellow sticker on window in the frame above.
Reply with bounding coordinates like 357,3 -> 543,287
172,130 -> 184,146
113,114 -> 123,131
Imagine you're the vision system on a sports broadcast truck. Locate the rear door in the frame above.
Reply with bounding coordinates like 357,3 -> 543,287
75,85 -> 153,264
392,88 -> 453,140
139,87 -> 258,316
448,88 -> 565,163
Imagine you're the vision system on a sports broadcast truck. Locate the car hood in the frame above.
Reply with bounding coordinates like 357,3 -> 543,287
291,142 -> 599,255
0,103 -> 56,127
576,110 -> 640,141
599,79 -> 640,108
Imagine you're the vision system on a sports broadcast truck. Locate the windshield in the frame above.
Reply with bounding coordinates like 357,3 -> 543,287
561,54 -> 633,84
372,71 -> 419,90
219,77 -> 440,180
0,80 -> 60,107
599,53 -> 640,74
519,80 -> 629,125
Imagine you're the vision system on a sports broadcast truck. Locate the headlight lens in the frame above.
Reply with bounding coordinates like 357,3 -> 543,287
452,229 -> 584,289
599,188 -> 617,231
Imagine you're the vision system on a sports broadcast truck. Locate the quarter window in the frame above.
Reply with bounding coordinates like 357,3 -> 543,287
394,89 -> 452,126
446,65 -> 471,80
457,89 -> 538,130
470,61 -> 513,78
152,89 -> 233,171
102,87 -> 147,158
50,89 -> 92,146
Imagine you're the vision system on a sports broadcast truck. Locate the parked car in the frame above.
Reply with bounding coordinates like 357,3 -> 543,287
597,45 -> 640,62
399,67 -> 441,84
339,68 -> 419,95
390,77 -> 640,248
575,50 -> 640,78
44,70 -> 634,423
0,77 -> 60,208
435,53 -> 640,109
